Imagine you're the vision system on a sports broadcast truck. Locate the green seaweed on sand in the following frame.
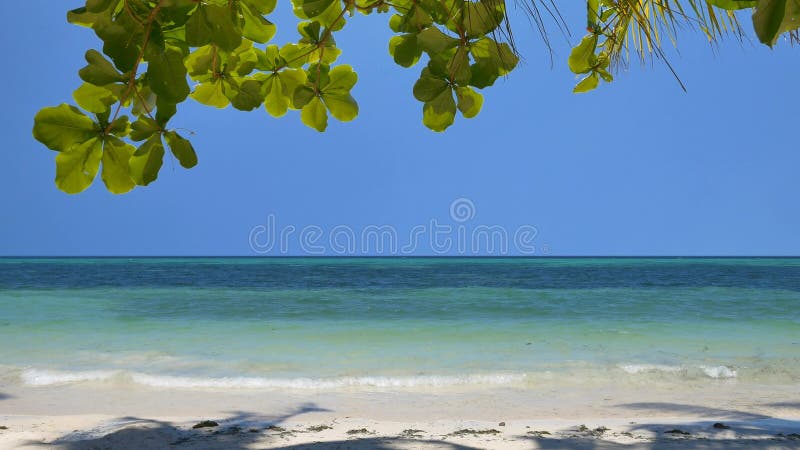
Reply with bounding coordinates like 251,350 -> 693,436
401,429 -> 425,437
527,430 -> 551,437
449,429 -> 501,437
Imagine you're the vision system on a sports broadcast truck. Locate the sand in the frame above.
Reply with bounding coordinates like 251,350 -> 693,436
1,382 -> 799,449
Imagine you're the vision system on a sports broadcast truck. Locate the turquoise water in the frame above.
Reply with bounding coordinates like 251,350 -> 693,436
0,257 -> 798,389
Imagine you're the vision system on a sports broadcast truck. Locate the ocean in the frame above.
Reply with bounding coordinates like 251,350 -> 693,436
0,257 -> 798,391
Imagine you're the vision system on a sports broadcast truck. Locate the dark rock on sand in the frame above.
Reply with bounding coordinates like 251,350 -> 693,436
665,428 -> 691,435
712,422 -> 730,430
192,420 -> 219,429
498,422 -> 506,427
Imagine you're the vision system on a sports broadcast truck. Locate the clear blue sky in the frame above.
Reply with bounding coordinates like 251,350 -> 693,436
1,1 -> 798,256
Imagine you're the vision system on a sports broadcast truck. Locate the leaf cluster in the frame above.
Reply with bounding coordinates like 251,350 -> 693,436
33,0 -> 798,193
36,0 -> 521,193
567,0 -> 799,93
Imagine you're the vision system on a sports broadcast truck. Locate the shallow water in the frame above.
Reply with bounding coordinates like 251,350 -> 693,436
1,257 -> 798,390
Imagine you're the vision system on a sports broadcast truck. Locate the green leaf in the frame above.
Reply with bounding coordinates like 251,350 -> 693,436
131,84 -> 156,116
241,2 -> 277,43
324,65 -> 357,92
33,104 -> 98,152
321,93 -> 358,121
461,0 -> 505,37
86,0 -> 117,13
146,45 -> 190,103
293,85 -> 316,108
292,0 -> 343,27
68,7 -> 103,27
573,72 -> 600,93
587,0 -> 601,31
130,135 -> 165,186
79,49 -> 126,85
261,69 -> 306,117
130,117 -> 161,141
752,0 -> 800,46
94,16 -> 141,72
101,136 -> 136,194
165,131 -> 198,168
227,79 -> 264,111
597,68 -> 614,82
455,86 -> 483,118
73,83 -> 118,114
707,0 -> 757,8
186,45 -> 216,79
389,5 -> 433,32
295,0 -> 336,18
301,96 -> 328,131
470,38 -> 518,75
107,116 -> 131,137
191,81 -> 230,108
416,27 -> 460,54
413,68 -> 449,102
244,0 -> 278,14
568,34 -> 598,74
389,34 -> 422,67
448,46 -> 471,84
185,4 -> 242,51
469,60 -> 499,88
422,86 -> 456,132
155,98 -> 177,126
257,44 -> 284,71
54,137 -> 103,194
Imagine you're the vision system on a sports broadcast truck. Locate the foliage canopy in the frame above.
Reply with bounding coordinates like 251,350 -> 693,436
34,0 -> 798,194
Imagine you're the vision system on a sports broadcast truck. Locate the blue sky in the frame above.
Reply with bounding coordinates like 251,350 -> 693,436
0,1 -> 798,256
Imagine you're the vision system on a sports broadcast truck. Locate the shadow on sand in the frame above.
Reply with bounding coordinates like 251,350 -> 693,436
521,403 -> 800,450
27,402 -> 800,450
0,392 -> 12,401
28,403 -> 482,450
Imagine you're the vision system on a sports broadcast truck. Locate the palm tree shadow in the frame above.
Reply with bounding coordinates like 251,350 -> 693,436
515,403 -> 800,450
268,439 -> 483,449
27,402 -> 481,450
619,402 -> 800,437
28,403 -> 328,449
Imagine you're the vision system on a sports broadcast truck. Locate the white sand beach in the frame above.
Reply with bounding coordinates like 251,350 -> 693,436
2,380 -> 799,449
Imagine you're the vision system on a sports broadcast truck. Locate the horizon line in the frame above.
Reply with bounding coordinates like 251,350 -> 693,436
1,255 -> 799,259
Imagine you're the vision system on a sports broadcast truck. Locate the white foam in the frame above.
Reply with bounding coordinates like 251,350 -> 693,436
619,364 -> 683,374
21,369 -> 118,386
700,365 -> 737,379
20,369 -> 526,390
129,373 -> 527,389
618,364 -> 737,379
